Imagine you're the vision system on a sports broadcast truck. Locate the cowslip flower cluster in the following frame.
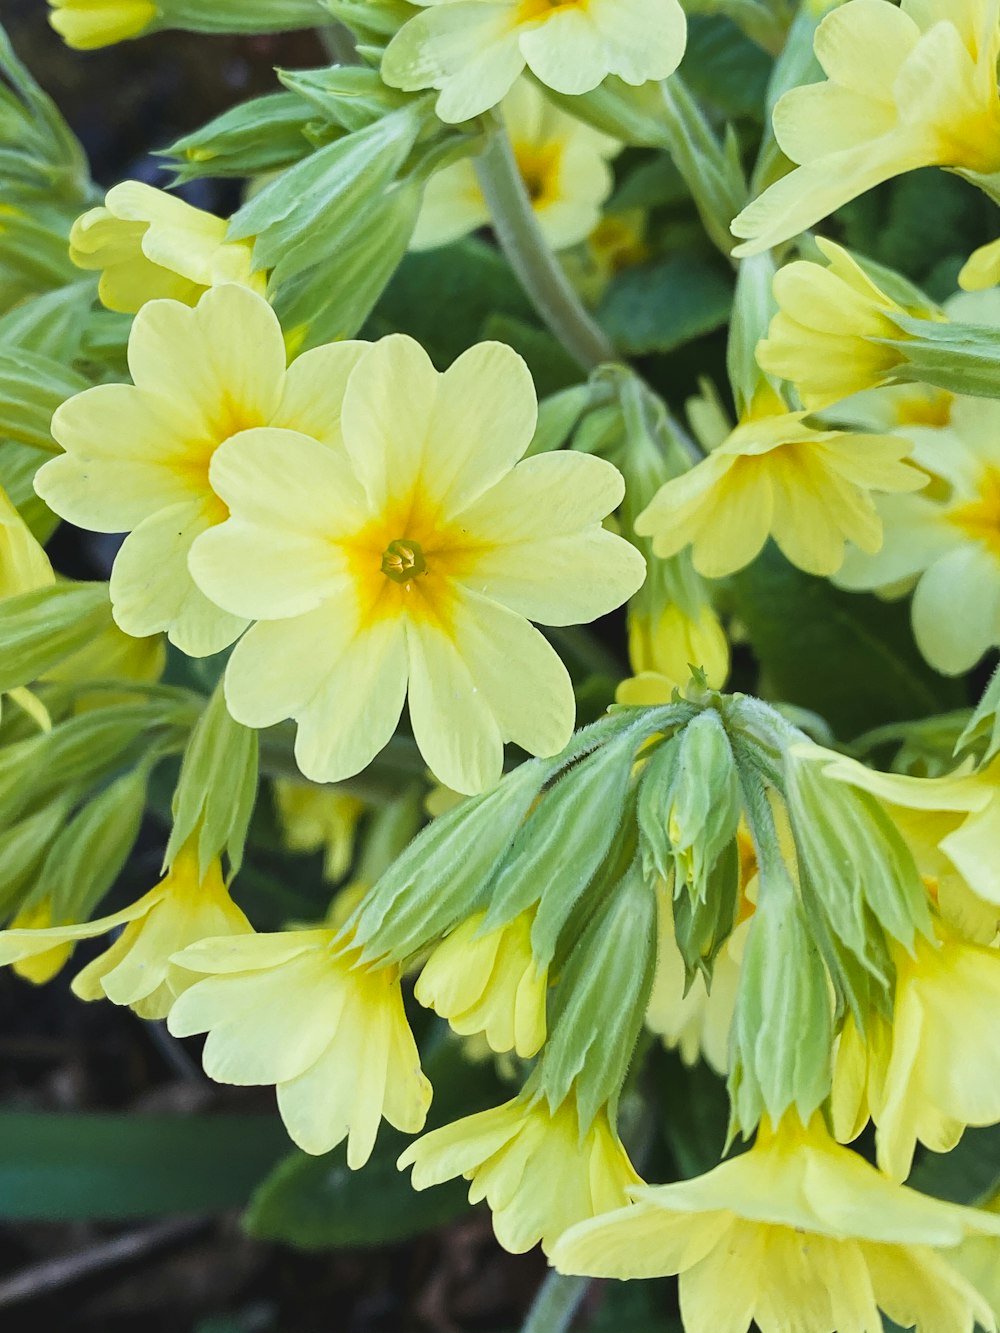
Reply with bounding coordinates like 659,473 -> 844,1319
11,0 -> 1000,1326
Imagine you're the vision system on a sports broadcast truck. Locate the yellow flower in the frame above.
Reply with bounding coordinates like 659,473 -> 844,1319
189,334 -> 644,794
960,236 -> 1000,291
36,285 -> 369,657
0,845 -> 251,1018
273,780 -> 367,883
732,0 -> 1000,256
837,394 -> 1000,674
48,0 -> 158,48
7,899 -> 73,986
412,80 -> 620,253
168,928 -> 432,1166
821,750 -> 1000,929
0,484 -> 53,602
70,182 -> 265,315
381,0 -> 687,124
634,388 -> 923,579
616,601 -> 729,706
833,927 -> 1000,1182
553,1112 -> 1000,1333
414,908 -> 547,1058
398,1090 -> 641,1255
757,239 -> 941,410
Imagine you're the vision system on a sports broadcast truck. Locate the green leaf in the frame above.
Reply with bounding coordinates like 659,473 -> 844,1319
597,254 -> 732,356
728,547 -> 965,739
244,1034 -> 505,1249
683,16 -> 774,120
908,1124 -> 1000,1206
368,238 -> 535,367
0,1113 -> 289,1220
586,1281 -> 683,1332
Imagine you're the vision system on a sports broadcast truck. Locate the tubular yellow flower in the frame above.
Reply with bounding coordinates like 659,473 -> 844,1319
0,485 -> 53,602
70,182 -> 265,315
414,907 -> 547,1058
836,395 -> 1000,674
381,0 -> 687,124
49,0 -> 158,49
188,334 -> 644,794
634,388 -> 923,579
960,236 -> 1000,291
412,80 -> 620,253
397,1089 -> 641,1255
757,239 -> 941,410
35,285 -> 368,657
553,1112 -> 1000,1333
8,899 -> 73,986
273,780 -> 367,883
616,601 -> 729,706
833,927 -> 1000,1182
732,0 -> 1000,256
0,845 -> 251,1019
168,928 -> 432,1166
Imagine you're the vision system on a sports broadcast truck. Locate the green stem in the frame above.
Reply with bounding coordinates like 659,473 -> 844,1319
475,121 -> 617,372
521,1270 -> 591,1333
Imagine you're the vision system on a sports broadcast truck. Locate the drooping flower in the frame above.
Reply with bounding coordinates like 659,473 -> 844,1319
414,907 -> 547,1058
756,239 -> 942,411
836,395 -> 1000,674
168,928 -> 432,1166
634,386 -> 923,579
553,1112 -> 1000,1333
48,0 -> 158,48
0,485 -> 53,602
381,0 -> 687,124
616,600 -> 729,706
273,780 -> 367,883
732,0 -> 1000,256
69,182 -> 265,314
398,1089 -> 641,1254
0,844 -> 251,1018
35,285 -> 368,657
960,235 -> 1000,291
412,80 -> 620,253
188,334 -> 644,794
833,926 -> 1000,1182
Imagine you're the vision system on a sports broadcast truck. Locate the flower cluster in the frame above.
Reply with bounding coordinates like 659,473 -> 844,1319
5,0 -> 1000,1329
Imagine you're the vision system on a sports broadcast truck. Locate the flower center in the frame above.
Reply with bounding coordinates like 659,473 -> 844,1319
516,0 -> 585,21
951,466 -> 1000,558
381,538 -> 427,584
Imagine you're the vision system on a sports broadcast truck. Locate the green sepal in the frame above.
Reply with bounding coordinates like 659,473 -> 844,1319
783,745 -> 933,958
346,756 -> 549,966
320,0 -> 415,47
524,383 -> 591,458
666,711 -> 742,903
277,65 -> 417,133
0,698 -> 194,827
671,835 -> 740,983
271,179 -> 421,347
727,250 -> 776,417
230,107 -> 424,280
0,345 -> 89,453
162,93 -> 317,183
0,793 -> 77,920
959,664 -> 1000,763
164,681 -> 258,881
481,729 -> 640,965
29,766 -> 148,924
726,869 -> 833,1136
636,732 -> 683,884
884,315 -> 1000,400
161,0 -> 324,34
0,583 -> 114,696
538,861 -> 657,1130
